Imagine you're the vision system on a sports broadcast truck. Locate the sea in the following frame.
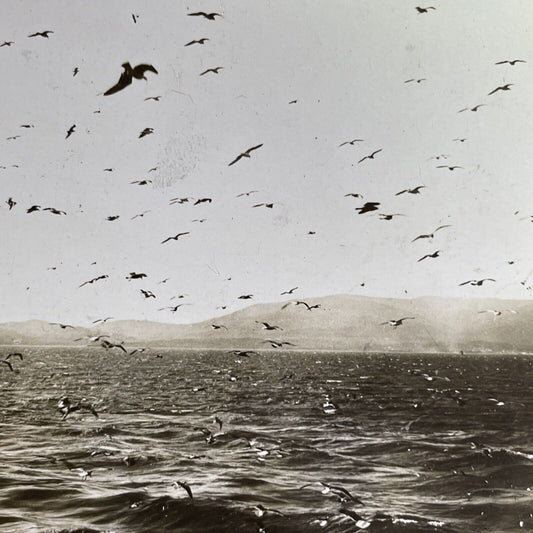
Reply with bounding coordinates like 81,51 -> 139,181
0,347 -> 532,533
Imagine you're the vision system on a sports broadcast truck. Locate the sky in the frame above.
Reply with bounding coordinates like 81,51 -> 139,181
2,1 -> 533,326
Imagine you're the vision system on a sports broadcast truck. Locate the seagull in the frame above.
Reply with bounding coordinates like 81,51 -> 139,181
49,322 -> 75,329
100,340 -> 127,353
5,352 -> 23,361
6,135 -> 20,140
236,190 -> 259,198
187,12 -> 222,20
28,31 -> 54,38
158,304 -> 190,312
379,213 -> 405,220
415,6 -> 436,13
262,340 -> 296,348
488,83 -> 513,95
437,165 -> 463,171
132,13 -> 139,23
358,149 -> 382,163
418,250 -> 441,262
411,225 -> 451,242
252,203 -> 274,209
131,210 -> 150,219
253,504 -> 285,518
404,78 -> 426,83
228,350 -> 259,357
238,294 -> 253,300
210,324 -> 227,330
355,202 -> 380,214
281,287 -> 298,295
194,198 -> 212,205
338,139 -> 364,147
170,197 -> 192,205
92,317 -> 113,324
495,59 -> 526,66
458,104 -> 485,113
200,67 -> 223,76
319,482 -> 364,504
131,179 -> 152,185
381,317 -> 415,327
43,207 -> 66,215
106,215 -> 119,221
20,124 -> 34,128
161,232 -> 189,244
79,275 -> 108,288
57,396 -> 98,420
62,460 -> 93,481
459,278 -> 496,286
6,197 -> 16,210
453,138 -> 467,142
256,321 -> 283,331
1,360 -> 14,372
74,335 -> 110,342
344,193 -> 363,198
104,62 -> 158,96
139,127 -> 153,138
396,186 -> 425,195
228,144 -> 263,166
295,301 -> 320,311
73,67 -> 79,76
172,481 -> 193,500
126,272 -> 147,280
0,41 -> 14,47
140,289 -> 156,298
144,96 -> 161,101
65,124 -> 76,138
185,38 -> 209,46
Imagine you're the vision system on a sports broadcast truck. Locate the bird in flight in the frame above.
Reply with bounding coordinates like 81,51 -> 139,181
49,322 -> 74,329
488,83 -> 513,95
411,225 -> 451,242
172,480 -> 193,500
338,139 -> 364,147
6,197 -> 16,210
0,41 -> 14,47
79,275 -> 108,287
415,6 -> 436,13
379,213 -> 405,220
238,294 -> 253,300
495,59 -> 526,66
57,396 -> 98,420
437,165 -> 462,171
131,180 -> 152,185
344,193 -> 363,198
200,67 -> 223,76
106,215 -> 119,221
396,186 -> 425,195
478,309 -> 502,317
170,197 -> 192,205
132,14 -> 139,24
281,287 -> 298,295
417,250 -> 441,262
188,12 -> 222,20
459,278 -> 496,286
144,96 -> 161,101
65,125 -> 76,139
210,324 -> 227,330
381,317 -> 415,327
453,138 -> 467,142
139,127 -> 154,138
5,352 -> 23,361
161,232 -> 190,244
92,317 -> 113,324
1,360 -> 14,372
185,38 -> 209,46
252,203 -> 275,209
404,78 -> 426,83
126,272 -> 147,280
28,30 -> 54,38
159,304 -> 190,312
228,144 -> 263,166
104,62 -> 158,96
27,205 -> 41,213
458,104 -> 485,113
140,289 -> 156,299
236,190 -> 258,198
256,321 -> 283,331
293,301 -> 321,311
355,202 -> 380,214
101,340 -> 127,353
358,149 -> 382,163
194,198 -> 212,205
73,67 -> 79,76
262,340 -> 296,348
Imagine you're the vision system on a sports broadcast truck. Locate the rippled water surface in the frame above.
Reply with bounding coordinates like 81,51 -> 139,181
1,348 -> 532,532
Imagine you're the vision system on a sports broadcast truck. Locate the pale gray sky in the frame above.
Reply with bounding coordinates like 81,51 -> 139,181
2,1 -> 533,325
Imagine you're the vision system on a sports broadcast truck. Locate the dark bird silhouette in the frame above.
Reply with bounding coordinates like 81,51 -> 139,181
131,210 -> 150,219
65,125 -> 76,139
381,317 -> 415,327
495,59 -> 526,66
158,304 -> 190,312
459,278 -> 496,286
453,138 -> 467,142
185,38 -> 209,46
104,62 -> 158,96
144,96 -> 161,101
411,225 -> 451,242
20,124 -> 34,128
417,250 -> 441,262
28,31 -> 54,38
73,67 -> 79,76
79,275 -> 108,288
355,202 -> 380,214
488,83 -> 513,95
281,287 -> 298,295
263,340 -> 296,348
126,272 -> 147,280
50,322 -> 74,329
288,99 -> 297,104
228,350 -> 259,357
379,213 -> 405,220
140,289 -> 156,298
57,396 -> 98,420
5,352 -> 23,361
200,67 -> 223,76
358,149 -> 382,163
236,190 -> 258,198
139,127 -> 154,138
101,340 -> 127,353
92,317 -> 113,324
6,135 -> 20,140
132,14 -> 139,23
170,197 -> 192,205
27,205 -> 41,213
396,186 -> 425,195
344,193 -> 363,198
188,12 -> 222,20
293,301 -> 321,311
172,480 -> 193,500
404,78 -> 426,83
74,335 -> 110,342
415,6 -> 436,13
437,165 -> 463,171
131,180 -> 152,185
228,144 -> 263,166
238,294 -> 253,300
194,198 -> 212,205
210,324 -> 227,330
43,207 -> 66,215
0,41 -> 14,47
161,232 -> 189,244
6,197 -> 16,210
106,215 -> 119,221
252,203 -> 274,209
318,482 -> 364,504
458,104 -> 485,113
256,321 -> 283,331
338,139 -> 364,147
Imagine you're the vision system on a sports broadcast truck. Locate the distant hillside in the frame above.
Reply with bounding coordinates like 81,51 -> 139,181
1,295 -> 533,353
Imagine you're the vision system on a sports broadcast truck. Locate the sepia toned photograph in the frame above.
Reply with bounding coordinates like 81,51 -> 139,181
1,2 -> 532,532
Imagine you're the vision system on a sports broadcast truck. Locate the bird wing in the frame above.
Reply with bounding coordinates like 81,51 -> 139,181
459,280 -> 474,286
1,360 -> 13,371
175,481 -> 193,499
228,153 -> 244,166
132,64 -> 158,78
357,155 -> 368,163
487,87 -> 501,95
395,190 -> 407,196
104,66 -> 133,96
434,225 -> 451,232
371,149 -> 382,157
411,234 -> 428,242
246,144 -> 263,154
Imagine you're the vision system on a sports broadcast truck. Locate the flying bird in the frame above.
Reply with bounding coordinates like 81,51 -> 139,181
0,41 -> 14,47
458,104 -> 485,113
79,275 -> 108,288
453,138 -> 467,142
27,205 -> 41,213
172,480 -> 193,500
6,197 -> 16,210
194,198 -> 212,205
236,190 -> 258,198
495,59 -> 526,66
256,321 -> 283,331
344,193 -> 363,198
73,67 -> 79,76
100,339 -> 127,352
28,31 -> 54,38
5,352 -> 23,361
144,96 -> 161,101
132,13 -> 139,23
228,144 -> 263,166
187,12 -> 222,20
161,232 -> 189,244
131,180 -> 152,185
404,78 -> 426,83
262,340 -> 296,348
396,186 -> 425,195
281,287 -> 298,295
43,207 -> 66,215
92,317 -> 113,324
358,149 -> 382,163
355,202 -> 380,214
437,165 -> 463,171
57,396 -> 98,420
49,322 -> 74,329
252,203 -> 274,209
139,127 -> 153,138
103,62 -> 158,96
338,139 -> 364,147
1,360 -> 14,372
411,225 -> 451,242
106,215 -> 119,221
379,213 -> 405,220
140,289 -> 156,298
65,125 -> 76,139
238,294 -> 253,300
185,38 -> 209,46
381,317 -> 415,327
158,305 -> 190,312
459,278 -> 496,286
415,6 -> 436,13
294,301 -> 321,311
210,324 -> 227,330
126,272 -> 147,280
417,250 -> 441,262
170,197 -> 192,205
200,67 -> 223,76
488,83 -> 513,95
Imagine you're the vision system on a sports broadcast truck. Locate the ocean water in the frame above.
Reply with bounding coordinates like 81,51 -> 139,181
0,347 -> 532,533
